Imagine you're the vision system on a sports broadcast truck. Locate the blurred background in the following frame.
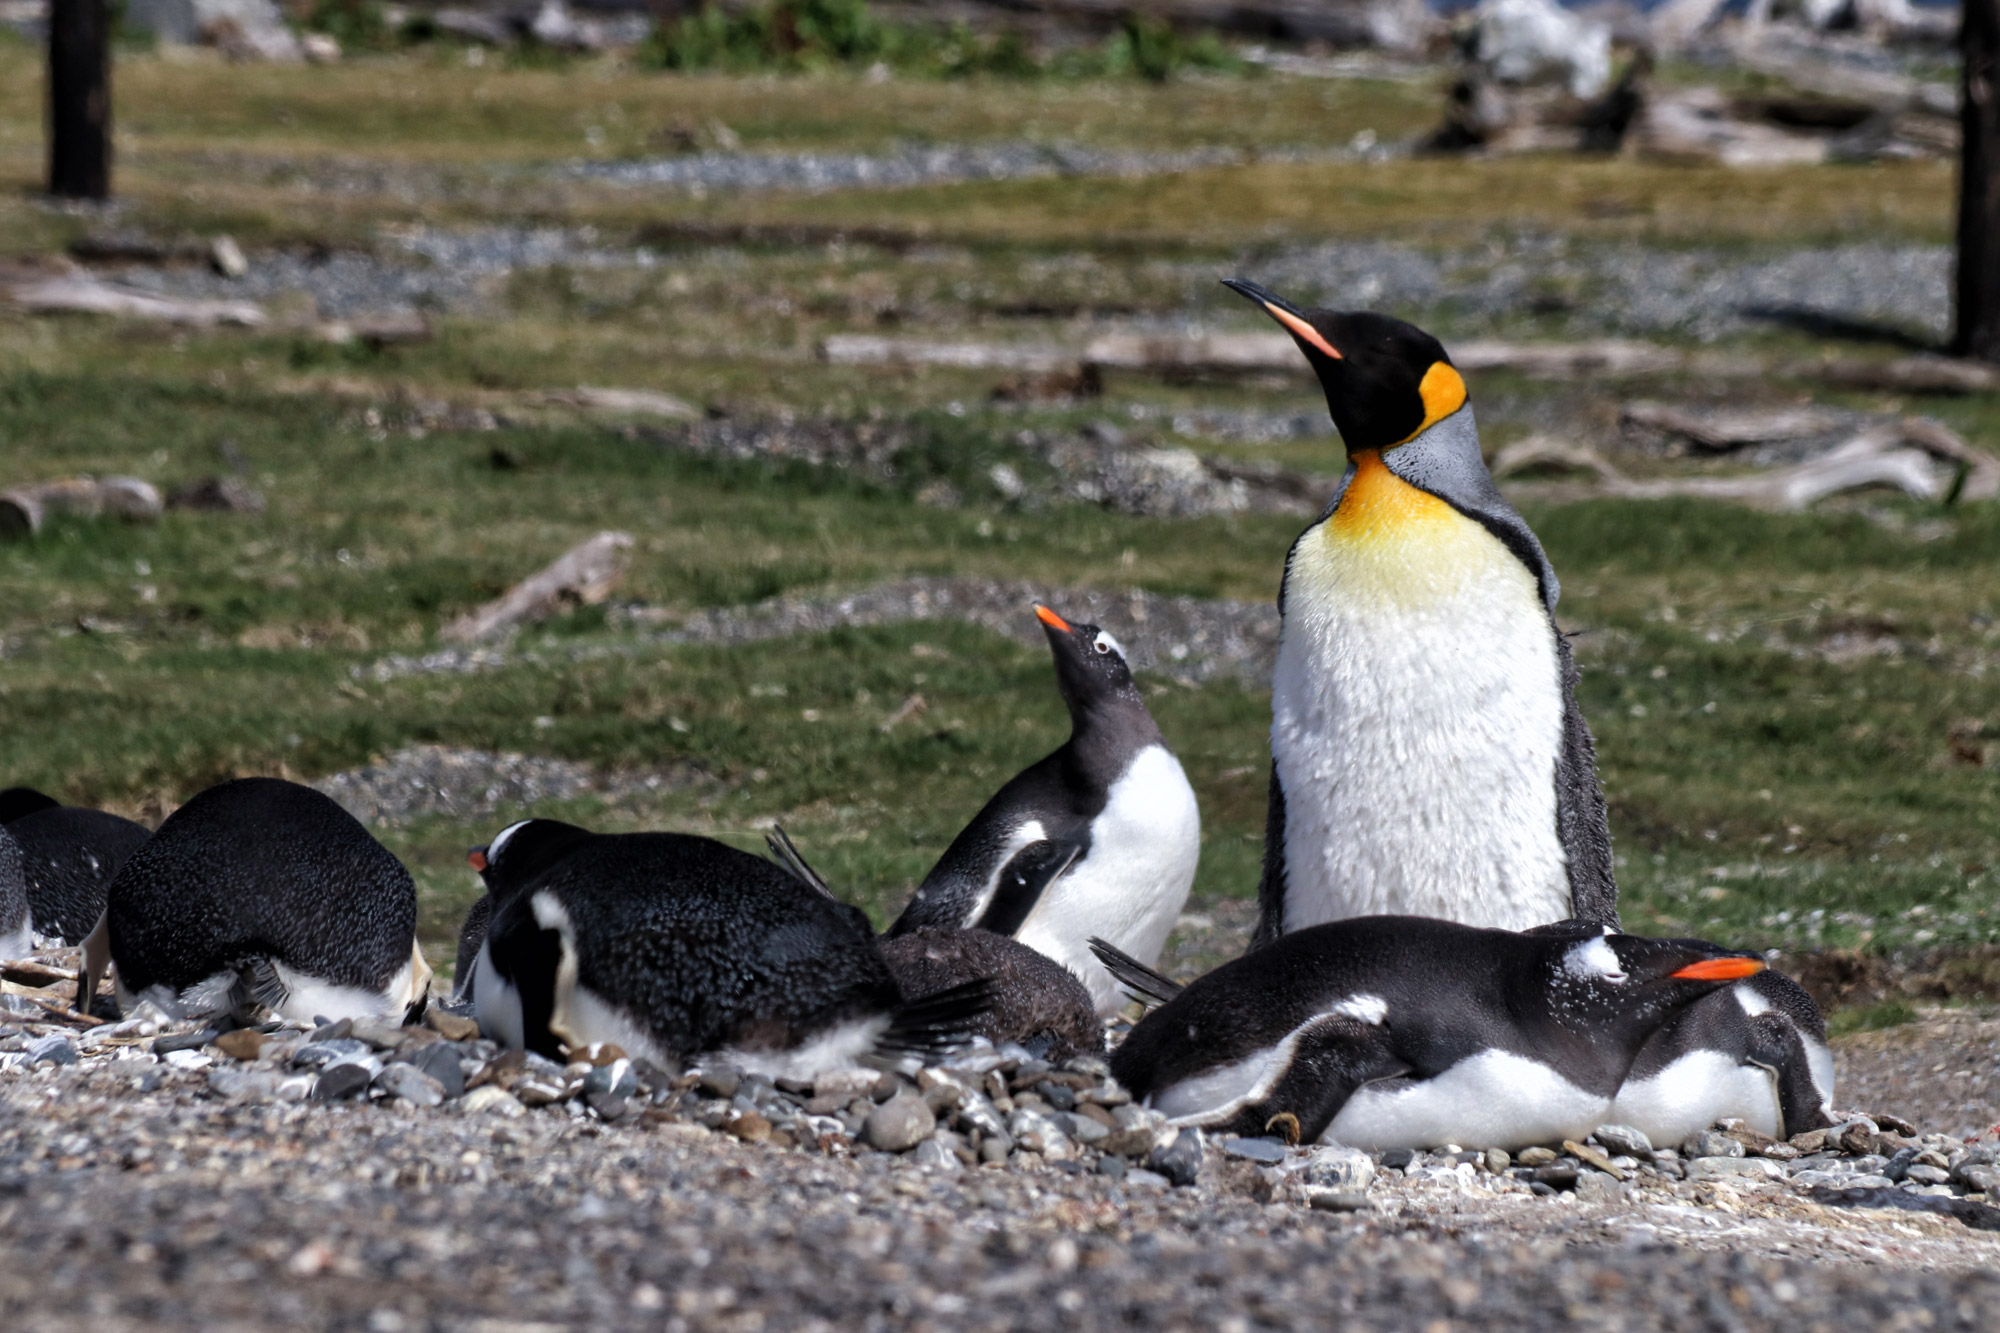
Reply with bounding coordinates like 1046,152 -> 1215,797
0,0 -> 1994,1026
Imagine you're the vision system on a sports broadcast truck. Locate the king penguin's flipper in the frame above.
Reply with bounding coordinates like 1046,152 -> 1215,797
766,825 -> 837,901
973,840 -> 1081,936
874,977 -> 995,1060
1087,936 -> 1184,1008
1554,631 -> 1619,928
1251,763 -> 1289,951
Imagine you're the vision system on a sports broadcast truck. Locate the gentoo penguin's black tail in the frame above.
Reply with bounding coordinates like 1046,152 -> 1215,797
875,978 -> 994,1061
1088,937 -> 1184,1008
766,825 -> 837,901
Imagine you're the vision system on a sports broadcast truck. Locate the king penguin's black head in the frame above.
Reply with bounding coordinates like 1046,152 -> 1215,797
1222,278 -> 1466,453
468,818 -> 592,900
1034,604 -> 1141,716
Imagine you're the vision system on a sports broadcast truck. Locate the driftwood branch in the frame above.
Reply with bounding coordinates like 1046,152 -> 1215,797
441,531 -> 635,644
0,476 -> 164,539
531,387 -> 701,420
3,272 -> 265,327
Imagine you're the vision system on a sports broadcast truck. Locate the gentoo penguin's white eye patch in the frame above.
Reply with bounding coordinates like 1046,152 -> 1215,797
486,820 -> 532,866
1092,632 -> 1123,658
1565,936 -> 1626,983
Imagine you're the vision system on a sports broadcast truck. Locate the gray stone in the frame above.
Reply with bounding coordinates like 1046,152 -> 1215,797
397,1043 -> 467,1099
864,1091 -> 935,1153
207,1068 -> 278,1103
1685,1155 -> 1785,1182
1904,1164 -> 1952,1185
1515,1146 -> 1557,1167
1883,1146 -> 1919,1181
25,1035 -> 76,1067
1483,1148 -> 1512,1175
910,1138 -> 961,1172
954,1092 -> 1008,1141
1006,1110 -> 1074,1161
1574,1170 -> 1628,1204
1123,1168 -> 1170,1190
978,1133 -> 1012,1164
1303,1146 -> 1376,1191
1054,1112 -> 1108,1145
581,1058 -> 638,1101
292,1038 -> 371,1068
311,1056 -> 381,1101
695,1065 -> 742,1099
1303,1187 -> 1373,1213
1148,1127 -> 1204,1187
460,1085 -> 527,1117
1592,1124 -> 1654,1158
1954,1163 -> 2000,1194
1533,1163 -> 1579,1189
1097,1153 -> 1126,1179
1222,1137 -> 1289,1165
374,1062 -> 445,1108
1683,1130 -> 1744,1159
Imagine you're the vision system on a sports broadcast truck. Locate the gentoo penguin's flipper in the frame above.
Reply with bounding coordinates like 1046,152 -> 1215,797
1087,936 -> 1183,1008
874,978 -> 994,1060
1182,1012 -> 1407,1145
973,840 -> 1080,936
1554,630 -> 1619,928
765,825 -> 837,901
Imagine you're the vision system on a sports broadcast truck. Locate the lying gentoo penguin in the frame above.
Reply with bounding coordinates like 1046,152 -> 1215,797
0,824 -> 32,960
0,787 -> 151,944
469,819 -> 988,1073
886,604 -> 1201,1015
1223,279 -> 1616,945
1102,916 -> 1766,1150
77,778 -> 431,1025
1606,959 -> 1835,1143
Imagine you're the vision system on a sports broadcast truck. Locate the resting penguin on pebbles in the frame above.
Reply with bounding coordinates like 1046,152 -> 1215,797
0,787 -> 151,944
469,819 -> 989,1073
0,824 -> 32,960
1097,917 -> 1767,1150
1223,280 -> 1616,944
77,778 -> 431,1025
887,604 -> 1200,1016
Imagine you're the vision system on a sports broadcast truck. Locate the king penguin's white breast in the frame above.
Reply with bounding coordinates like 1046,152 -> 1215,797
1273,460 -> 1569,932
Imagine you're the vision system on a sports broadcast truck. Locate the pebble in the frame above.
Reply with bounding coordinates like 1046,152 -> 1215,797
910,1138 -> 961,1172
1574,1171 -> 1628,1205
312,1056 -> 382,1101
460,1085 -> 527,1117
1684,1131 -> 1745,1160
292,1039 -> 371,1068
212,1029 -> 267,1062
1593,1124 -> 1654,1158
375,1062 -> 446,1108
1685,1156 -> 1786,1183
865,1091 -> 936,1153
1148,1127 -> 1203,1188
208,1068 -> 279,1103
728,1111 -> 773,1144
426,1009 -> 480,1042
397,1043 -> 467,1099
1564,1140 -> 1627,1181
1122,1168 -> 1170,1190
25,1035 -> 77,1067
1303,1146 -> 1376,1191
1303,1188 -> 1373,1213
1515,1147 -> 1558,1168
1222,1137 -> 1289,1165
695,1066 -> 742,1100
153,1028 -> 220,1055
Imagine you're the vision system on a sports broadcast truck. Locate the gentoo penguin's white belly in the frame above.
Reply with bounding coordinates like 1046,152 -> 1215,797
1604,1052 -> 1783,1144
1325,1051 -> 1610,1152
1273,473 -> 1569,932
0,918 -> 32,962
1016,744 -> 1202,1016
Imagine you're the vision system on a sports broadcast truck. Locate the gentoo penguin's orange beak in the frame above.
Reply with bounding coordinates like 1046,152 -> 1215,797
467,848 -> 489,872
1034,605 -> 1072,633
1670,956 -> 1765,981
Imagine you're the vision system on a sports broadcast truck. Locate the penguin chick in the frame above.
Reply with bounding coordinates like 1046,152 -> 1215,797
881,926 -> 1103,1063
1107,915 -> 1765,1151
1224,279 -> 1615,944
1,788 -> 151,944
887,604 -> 1201,1016
469,819 -> 988,1075
78,778 -> 430,1026
0,824 -> 32,960
1607,962 -> 1834,1143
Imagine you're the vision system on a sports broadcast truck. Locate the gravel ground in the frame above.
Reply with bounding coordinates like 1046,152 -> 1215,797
310,744 -> 711,828
1829,1009 -> 2000,1142
1,994 -> 1997,1330
362,575 -> 1281,686
563,142 -> 1271,193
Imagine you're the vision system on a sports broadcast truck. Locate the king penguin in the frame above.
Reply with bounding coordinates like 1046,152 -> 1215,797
886,605 -> 1201,1015
1223,280 -> 1616,945
0,787 -> 151,944
1102,916 -> 1766,1150
77,778 -> 431,1025
469,818 -> 988,1073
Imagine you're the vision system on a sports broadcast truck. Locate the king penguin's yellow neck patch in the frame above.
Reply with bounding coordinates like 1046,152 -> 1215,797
1396,361 -> 1467,445
1329,449 -> 1453,542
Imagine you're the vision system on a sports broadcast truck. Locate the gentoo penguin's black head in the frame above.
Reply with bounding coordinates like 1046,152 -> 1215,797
1222,279 -> 1463,453
0,787 -> 61,824
1034,604 -> 1144,720
1546,930 -> 1769,1038
469,818 -> 593,900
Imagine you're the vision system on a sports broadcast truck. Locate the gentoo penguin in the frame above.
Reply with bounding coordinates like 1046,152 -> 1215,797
881,927 -> 1103,1063
1102,916 -> 1765,1150
469,819 -> 988,1073
0,787 -> 151,944
1223,280 -> 1616,945
887,604 -> 1201,1015
0,823 -> 32,960
450,891 -> 492,1004
1606,959 -> 1835,1143
77,778 -> 431,1025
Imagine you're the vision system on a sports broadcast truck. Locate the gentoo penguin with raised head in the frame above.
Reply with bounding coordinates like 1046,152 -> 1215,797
0,787 -> 151,944
1223,280 -> 1616,946
0,824 -> 32,960
469,818 -> 988,1073
1606,958 -> 1835,1143
77,778 -> 431,1025
887,604 -> 1201,1014
1101,916 -> 1766,1150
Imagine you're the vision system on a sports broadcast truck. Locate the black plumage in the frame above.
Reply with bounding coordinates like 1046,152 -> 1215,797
881,926 -> 1103,1063
1108,916 -> 1767,1147
92,777 -> 424,1022
473,819 -> 985,1068
451,891 -> 493,1003
1,791 -> 151,944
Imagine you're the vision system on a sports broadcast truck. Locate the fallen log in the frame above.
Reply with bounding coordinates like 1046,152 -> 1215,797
534,386 -> 701,421
2,272 -> 265,327
440,531 -> 635,644
1620,401 -> 1846,452
0,476 -> 164,539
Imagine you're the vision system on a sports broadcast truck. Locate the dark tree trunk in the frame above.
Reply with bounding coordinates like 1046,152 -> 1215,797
47,0 -> 112,200
1960,0 -> 2000,361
